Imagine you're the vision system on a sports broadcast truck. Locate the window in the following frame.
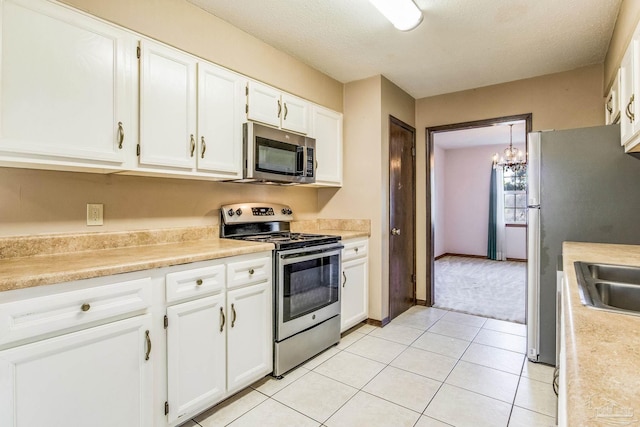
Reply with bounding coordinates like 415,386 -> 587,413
503,168 -> 527,224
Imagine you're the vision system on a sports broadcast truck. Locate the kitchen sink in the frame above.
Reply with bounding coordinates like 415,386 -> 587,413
575,262 -> 640,315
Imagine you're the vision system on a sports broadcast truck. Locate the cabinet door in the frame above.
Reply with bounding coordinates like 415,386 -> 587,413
341,257 -> 369,332
139,39 -> 196,170
621,39 -> 638,146
0,0 -> 135,167
197,62 -> 244,178
226,281 -> 272,393
246,81 -> 281,128
0,314 -> 153,427
281,93 -> 309,134
312,106 -> 343,186
166,294 -> 226,424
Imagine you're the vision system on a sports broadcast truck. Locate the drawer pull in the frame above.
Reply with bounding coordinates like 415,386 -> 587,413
220,307 -> 225,332
248,268 -> 255,275
145,330 -> 151,361
196,279 -> 203,286
231,303 -> 237,328
354,247 -> 359,253
81,303 -> 91,312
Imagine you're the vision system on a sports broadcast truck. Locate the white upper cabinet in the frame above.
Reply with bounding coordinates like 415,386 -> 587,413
605,69 -> 620,125
310,105 -> 343,187
0,0 -> 136,170
197,63 -> 245,178
139,39 -> 197,171
247,81 -> 309,134
620,25 -> 640,153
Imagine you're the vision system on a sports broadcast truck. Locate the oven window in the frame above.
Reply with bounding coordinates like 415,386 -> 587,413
255,136 -> 303,176
282,253 -> 339,321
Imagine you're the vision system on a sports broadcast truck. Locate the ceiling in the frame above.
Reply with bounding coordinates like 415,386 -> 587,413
187,0 -> 622,99
434,121 -> 526,150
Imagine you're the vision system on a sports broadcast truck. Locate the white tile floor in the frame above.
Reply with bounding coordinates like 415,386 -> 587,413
185,306 -> 557,427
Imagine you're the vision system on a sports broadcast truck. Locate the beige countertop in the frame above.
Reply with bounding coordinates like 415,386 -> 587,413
0,219 -> 371,293
0,238 -> 274,293
562,242 -> 640,426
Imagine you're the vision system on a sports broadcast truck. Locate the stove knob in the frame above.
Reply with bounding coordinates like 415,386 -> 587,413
235,208 -> 243,217
287,208 -> 293,215
227,209 -> 234,217
281,208 -> 287,215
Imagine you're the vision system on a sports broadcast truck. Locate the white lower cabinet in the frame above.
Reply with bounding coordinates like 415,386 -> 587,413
226,281 -> 272,393
341,238 -> 369,332
164,253 -> 272,426
166,294 -> 226,425
0,313 -> 154,427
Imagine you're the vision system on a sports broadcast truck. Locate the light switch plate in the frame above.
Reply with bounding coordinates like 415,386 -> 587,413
87,203 -> 104,226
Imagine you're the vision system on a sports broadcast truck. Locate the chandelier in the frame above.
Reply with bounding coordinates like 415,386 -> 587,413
493,124 -> 526,172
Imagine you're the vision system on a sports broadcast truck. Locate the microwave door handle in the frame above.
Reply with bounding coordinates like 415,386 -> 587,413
297,146 -> 305,176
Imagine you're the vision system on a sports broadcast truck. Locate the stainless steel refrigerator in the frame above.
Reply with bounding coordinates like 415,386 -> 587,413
526,124 -> 640,365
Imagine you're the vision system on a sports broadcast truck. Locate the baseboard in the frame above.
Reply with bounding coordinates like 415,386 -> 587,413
415,299 -> 428,306
437,253 -> 527,263
366,317 -> 390,328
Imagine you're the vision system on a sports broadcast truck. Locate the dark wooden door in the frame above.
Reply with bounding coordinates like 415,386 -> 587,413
389,116 -> 416,320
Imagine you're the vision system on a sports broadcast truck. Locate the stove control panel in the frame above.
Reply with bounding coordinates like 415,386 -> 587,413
221,203 -> 293,224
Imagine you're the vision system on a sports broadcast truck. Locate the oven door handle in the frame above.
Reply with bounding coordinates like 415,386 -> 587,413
279,246 -> 343,261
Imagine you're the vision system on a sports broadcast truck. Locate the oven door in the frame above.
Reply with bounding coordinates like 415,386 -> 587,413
276,243 -> 342,341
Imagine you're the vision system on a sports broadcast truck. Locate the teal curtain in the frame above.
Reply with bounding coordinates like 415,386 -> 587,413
487,166 -> 498,260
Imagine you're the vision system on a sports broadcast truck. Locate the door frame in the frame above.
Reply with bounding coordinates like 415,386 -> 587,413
424,113 -> 532,306
388,115 -> 417,320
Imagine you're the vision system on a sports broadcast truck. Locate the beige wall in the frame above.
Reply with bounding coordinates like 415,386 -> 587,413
414,64 -> 605,301
59,0 -> 343,112
604,0 -> 640,92
0,168 -> 319,236
319,76 -> 415,321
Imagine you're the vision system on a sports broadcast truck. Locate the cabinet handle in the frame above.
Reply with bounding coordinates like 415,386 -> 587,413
391,227 -> 401,236
342,271 -> 347,287
201,136 -> 207,159
626,95 -> 635,123
145,330 -> 151,361
284,103 -> 288,120
196,279 -> 203,286
117,122 -> 124,149
606,95 -> 613,114
219,307 -> 225,332
231,303 -> 237,328
190,134 -> 196,157
81,303 -> 91,312
315,160 -> 318,170
248,268 -> 255,275
277,100 -> 282,118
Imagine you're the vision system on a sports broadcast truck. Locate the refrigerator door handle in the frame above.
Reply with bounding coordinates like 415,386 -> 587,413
527,207 -> 541,362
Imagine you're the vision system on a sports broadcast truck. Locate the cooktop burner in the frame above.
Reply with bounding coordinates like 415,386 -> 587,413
219,203 -> 341,250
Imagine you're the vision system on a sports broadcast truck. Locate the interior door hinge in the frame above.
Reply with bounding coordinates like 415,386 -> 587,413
411,146 -> 416,157
411,274 -> 416,283
136,46 -> 140,59
245,84 -> 249,96
136,144 -> 140,156
164,401 -> 169,416
164,315 -> 168,329
245,104 -> 249,114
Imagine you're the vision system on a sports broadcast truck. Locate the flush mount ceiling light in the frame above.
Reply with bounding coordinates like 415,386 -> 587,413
368,0 -> 423,31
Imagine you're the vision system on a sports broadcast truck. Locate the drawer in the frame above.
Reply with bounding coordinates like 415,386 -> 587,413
166,263 -> 225,304
342,238 -> 368,261
227,255 -> 271,289
0,276 -> 152,347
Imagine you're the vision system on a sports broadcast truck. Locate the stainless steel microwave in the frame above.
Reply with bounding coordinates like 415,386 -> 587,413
240,122 -> 316,184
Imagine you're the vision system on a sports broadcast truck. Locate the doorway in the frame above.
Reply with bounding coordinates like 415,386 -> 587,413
389,116 -> 416,320
425,114 -> 532,314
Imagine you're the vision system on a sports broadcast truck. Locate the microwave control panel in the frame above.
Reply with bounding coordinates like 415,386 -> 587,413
306,147 -> 314,178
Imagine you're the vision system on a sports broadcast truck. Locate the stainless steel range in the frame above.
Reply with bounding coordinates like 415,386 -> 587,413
220,203 -> 342,377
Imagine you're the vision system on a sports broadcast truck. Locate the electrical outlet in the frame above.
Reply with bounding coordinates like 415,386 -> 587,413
87,204 -> 104,226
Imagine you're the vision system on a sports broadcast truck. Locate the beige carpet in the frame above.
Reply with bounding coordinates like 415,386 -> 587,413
433,255 -> 526,324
